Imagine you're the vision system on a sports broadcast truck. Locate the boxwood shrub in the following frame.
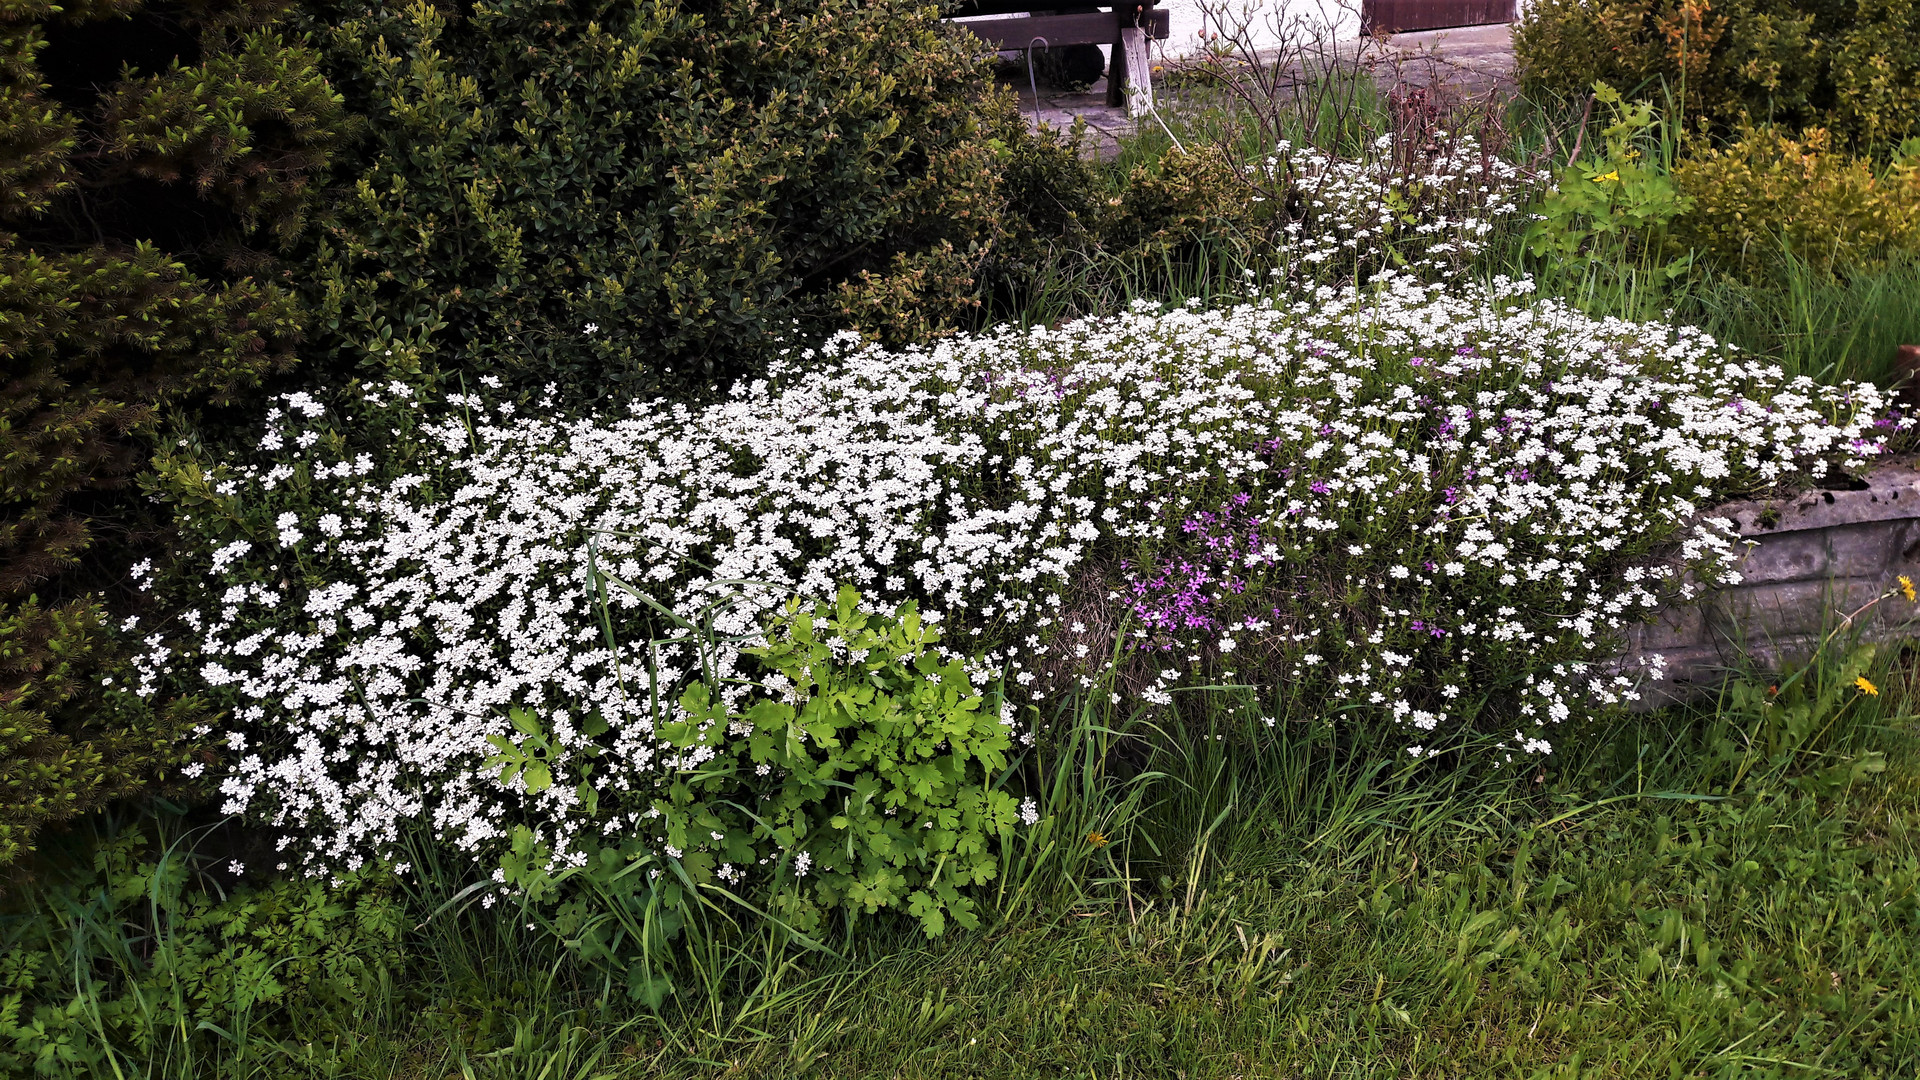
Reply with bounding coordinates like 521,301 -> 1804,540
1515,0 -> 1920,147
298,0 -> 1031,403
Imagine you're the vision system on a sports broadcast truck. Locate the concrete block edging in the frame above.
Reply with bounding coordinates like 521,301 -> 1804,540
1624,459 -> 1920,704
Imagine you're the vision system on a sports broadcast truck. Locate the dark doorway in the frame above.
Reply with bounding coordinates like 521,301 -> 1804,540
1361,0 -> 1515,34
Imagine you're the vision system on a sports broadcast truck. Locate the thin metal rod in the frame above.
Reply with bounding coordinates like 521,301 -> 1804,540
1026,35 -> 1049,127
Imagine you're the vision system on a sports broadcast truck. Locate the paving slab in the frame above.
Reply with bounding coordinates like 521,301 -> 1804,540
1376,22 -> 1515,98
1005,72 -> 1136,159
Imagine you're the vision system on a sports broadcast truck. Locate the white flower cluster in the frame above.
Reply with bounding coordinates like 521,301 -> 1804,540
147,272 -> 1893,873
1262,133 -> 1530,274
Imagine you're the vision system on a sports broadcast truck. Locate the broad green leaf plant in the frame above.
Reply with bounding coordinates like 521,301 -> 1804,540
1526,83 -> 1694,302
669,586 -> 1022,938
484,586 -> 1021,1003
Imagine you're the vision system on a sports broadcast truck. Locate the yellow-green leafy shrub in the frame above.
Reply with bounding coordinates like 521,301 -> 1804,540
1101,145 -> 1262,262
1672,127 -> 1920,274
1515,0 -> 1920,146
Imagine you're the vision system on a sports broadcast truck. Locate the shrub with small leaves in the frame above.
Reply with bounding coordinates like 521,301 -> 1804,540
1515,0 -> 1920,146
1672,127 -> 1920,276
297,0 -> 1026,401
0,599 -> 207,866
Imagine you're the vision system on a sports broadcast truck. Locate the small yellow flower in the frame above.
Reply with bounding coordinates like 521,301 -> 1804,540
1856,676 -> 1880,696
1899,575 -> 1914,602
1595,170 -> 1621,182
1087,831 -> 1109,847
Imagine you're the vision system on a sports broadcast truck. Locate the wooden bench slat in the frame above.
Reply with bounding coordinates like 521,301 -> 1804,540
950,8 -> 1170,49
945,0 -> 1155,17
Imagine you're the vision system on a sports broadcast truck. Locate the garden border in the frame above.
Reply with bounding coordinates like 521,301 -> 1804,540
1628,457 -> 1920,704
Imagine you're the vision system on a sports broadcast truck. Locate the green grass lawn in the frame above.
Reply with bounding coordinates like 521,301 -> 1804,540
11,657 -> 1916,1079
610,763 -> 1916,1076
283,660 -> 1915,1080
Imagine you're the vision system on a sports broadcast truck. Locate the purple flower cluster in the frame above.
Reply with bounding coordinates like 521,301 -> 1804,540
1120,494 -> 1274,642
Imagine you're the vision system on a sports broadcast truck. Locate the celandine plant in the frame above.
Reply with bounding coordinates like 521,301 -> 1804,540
475,588 -> 1019,999
644,588 -> 1021,937
142,272 -> 1896,910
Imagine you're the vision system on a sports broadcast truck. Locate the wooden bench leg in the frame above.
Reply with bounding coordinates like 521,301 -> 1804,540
1119,26 -> 1152,117
1105,34 -> 1126,109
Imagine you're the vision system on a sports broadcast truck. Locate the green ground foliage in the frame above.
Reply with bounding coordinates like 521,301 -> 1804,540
0,821 -> 403,1076
3,645 -> 1916,1077
0,0 -> 349,866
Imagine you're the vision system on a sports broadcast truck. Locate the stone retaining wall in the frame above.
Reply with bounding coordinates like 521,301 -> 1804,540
1627,460 -> 1920,703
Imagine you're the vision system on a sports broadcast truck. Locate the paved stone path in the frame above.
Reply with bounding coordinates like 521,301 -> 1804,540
1005,22 -> 1516,158
1379,23 -> 1517,97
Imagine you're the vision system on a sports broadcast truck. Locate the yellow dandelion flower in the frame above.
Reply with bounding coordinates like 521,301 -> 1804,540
1856,676 -> 1879,696
1087,831 -> 1109,847
1900,575 -> 1915,602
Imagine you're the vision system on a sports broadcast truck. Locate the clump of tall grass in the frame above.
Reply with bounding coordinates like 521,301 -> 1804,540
1686,253 -> 1920,388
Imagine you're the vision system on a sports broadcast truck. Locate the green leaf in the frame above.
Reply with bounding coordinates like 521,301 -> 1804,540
523,762 -> 552,793
510,706 -> 544,737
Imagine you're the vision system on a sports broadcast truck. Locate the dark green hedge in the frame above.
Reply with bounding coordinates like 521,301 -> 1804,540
1,0 -> 351,865
299,0 -> 1029,402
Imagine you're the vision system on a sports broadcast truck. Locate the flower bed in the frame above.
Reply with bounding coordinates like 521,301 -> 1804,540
143,273 -> 1893,878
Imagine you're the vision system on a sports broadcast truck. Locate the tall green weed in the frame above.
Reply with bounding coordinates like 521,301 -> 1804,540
0,815 -> 402,1076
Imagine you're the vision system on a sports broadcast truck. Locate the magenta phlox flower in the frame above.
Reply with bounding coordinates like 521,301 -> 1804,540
1122,494 -> 1271,641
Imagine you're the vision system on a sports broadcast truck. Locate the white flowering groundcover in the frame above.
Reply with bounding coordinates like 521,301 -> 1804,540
1258,134 -> 1528,275
141,272 -> 1897,883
